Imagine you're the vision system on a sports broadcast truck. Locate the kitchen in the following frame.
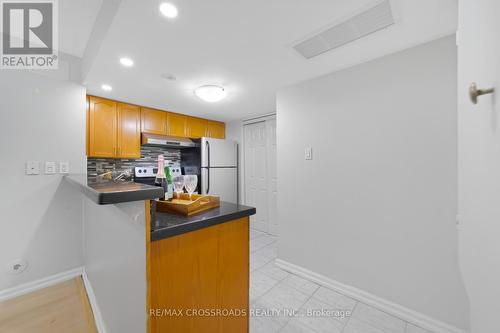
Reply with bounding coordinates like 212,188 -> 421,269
69,95 -> 256,332
1,1 -> 500,333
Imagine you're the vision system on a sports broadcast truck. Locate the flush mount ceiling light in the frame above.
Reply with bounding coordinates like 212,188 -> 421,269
101,84 -> 112,91
159,3 -> 178,18
119,57 -> 134,67
194,85 -> 227,103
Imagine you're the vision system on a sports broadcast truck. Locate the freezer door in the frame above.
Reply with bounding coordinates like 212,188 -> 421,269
201,167 -> 237,204
201,137 -> 237,167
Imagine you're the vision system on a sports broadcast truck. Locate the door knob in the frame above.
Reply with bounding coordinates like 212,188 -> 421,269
469,82 -> 494,105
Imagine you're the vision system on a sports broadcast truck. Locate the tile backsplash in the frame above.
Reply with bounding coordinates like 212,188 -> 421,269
87,146 -> 181,179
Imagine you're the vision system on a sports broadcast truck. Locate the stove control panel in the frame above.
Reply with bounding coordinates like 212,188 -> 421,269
134,164 -> 182,178
134,167 -> 157,178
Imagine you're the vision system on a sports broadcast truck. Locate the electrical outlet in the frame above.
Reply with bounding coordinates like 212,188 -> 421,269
305,147 -> 313,160
26,161 -> 40,175
6,259 -> 28,275
59,162 -> 69,174
45,161 -> 56,174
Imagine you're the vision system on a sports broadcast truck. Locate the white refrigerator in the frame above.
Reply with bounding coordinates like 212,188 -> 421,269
200,137 -> 238,204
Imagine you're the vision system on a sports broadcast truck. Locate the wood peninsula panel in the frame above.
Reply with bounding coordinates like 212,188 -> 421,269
148,217 -> 249,333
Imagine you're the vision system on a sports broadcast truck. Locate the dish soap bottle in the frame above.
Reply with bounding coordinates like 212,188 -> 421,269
165,165 -> 174,201
154,155 -> 168,201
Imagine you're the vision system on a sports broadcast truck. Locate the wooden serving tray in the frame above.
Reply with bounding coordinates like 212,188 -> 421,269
156,193 -> 220,216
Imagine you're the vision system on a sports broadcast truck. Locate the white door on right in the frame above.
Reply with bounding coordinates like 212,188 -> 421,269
458,1 -> 500,332
244,118 -> 278,235
244,121 -> 268,233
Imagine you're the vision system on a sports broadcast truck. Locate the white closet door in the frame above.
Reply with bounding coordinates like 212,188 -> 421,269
244,121 -> 268,233
266,119 -> 278,235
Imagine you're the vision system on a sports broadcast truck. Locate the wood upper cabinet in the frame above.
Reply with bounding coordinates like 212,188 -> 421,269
166,112 -> 187,137
87,96 -> 117,158
87,96 -> 141,158
186,117 -> 208,138
87,96 -> 226,158
117,103 -> 141,158
207,120 -> 225,139
141,107 -> 167,135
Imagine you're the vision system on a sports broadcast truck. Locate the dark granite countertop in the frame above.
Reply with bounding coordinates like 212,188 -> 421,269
151,201 -> 256,241
65,174 -> 164,205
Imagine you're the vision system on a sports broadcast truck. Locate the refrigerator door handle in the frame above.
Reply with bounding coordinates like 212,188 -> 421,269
206,140 -> 210,194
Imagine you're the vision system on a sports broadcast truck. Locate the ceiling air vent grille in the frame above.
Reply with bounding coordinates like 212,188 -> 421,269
293,0 -> 394,59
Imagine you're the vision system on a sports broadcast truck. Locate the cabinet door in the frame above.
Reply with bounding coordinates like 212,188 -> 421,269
88,96 -> 117,158
141,107 -> 167,135
207,120 -> 225,139
117,103 -> 141,158
186,117 -> 208,138
167,112 -> 187,137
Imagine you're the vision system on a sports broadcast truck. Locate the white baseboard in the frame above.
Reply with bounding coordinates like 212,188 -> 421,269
0,267 -> 83,302
274,259 -> 468,333
82,269 -> 107,333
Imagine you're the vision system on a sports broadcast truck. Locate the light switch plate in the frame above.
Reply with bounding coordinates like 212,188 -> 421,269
59,162 -> 69,174
45,162 -> 56,174
305,147 -> 313,160
26,161 -> 40,175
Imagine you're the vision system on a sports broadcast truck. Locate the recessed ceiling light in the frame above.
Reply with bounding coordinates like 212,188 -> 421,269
159,3 -> 178,18
101,84 -> 112,91
194,85 -> 227,103
119,57 -> 134,67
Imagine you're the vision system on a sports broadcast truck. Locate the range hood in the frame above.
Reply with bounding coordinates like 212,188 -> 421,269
141,133 -> 199,148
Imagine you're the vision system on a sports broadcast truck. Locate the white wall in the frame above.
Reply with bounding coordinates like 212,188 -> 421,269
84,199 -> 147,333
0,69 -> 86,291
276,36 -> 469,330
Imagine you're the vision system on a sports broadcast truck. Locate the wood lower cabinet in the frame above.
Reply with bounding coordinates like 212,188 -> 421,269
117,103 -> 141,158
88,96 -> 117,158
207,120 -> 225,139
147,217 -> 249,333
167,112 -> 187,137
87,96 -> 141,158
186,116 -> 209,138
141,107 -> 167,135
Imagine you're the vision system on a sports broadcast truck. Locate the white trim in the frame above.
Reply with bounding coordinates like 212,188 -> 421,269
0,267 -> 83,302
82,269 -> 108,333
274,259 -> 468,333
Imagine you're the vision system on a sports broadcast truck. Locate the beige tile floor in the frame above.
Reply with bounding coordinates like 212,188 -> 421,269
249,229 -> 431,333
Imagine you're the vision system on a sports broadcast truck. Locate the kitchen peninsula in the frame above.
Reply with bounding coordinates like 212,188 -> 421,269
65,175 -> 255,333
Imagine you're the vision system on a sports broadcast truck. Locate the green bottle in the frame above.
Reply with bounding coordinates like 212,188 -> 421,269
164,166 -> 174,200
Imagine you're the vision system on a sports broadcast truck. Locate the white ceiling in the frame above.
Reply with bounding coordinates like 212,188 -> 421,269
59,0 -> 103,57
82,0 -> 457,122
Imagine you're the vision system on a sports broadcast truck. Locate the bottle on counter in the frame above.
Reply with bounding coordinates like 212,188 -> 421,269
154,155 -> 168,201
165,165 -> 174,201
